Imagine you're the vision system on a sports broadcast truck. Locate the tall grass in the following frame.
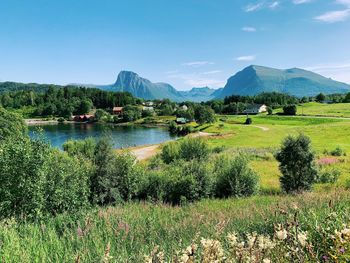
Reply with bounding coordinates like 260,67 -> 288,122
1,189 -> 349,262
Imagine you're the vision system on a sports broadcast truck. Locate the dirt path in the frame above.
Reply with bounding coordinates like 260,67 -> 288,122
130,145 -> 160,161
252,125 -> 270,131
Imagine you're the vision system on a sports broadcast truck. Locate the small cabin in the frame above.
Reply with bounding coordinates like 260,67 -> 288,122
243,104 -> 267,114
113,107 -> 123,115
176,117 -> 188,124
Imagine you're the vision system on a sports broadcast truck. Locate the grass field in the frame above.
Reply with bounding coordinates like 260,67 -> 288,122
274,102 -> 350,117
1,190 -> 349,262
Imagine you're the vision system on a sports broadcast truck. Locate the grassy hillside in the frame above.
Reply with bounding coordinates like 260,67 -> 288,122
274,102 -> 350,118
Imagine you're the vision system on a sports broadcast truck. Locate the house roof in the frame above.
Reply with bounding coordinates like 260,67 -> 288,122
113,107 -> 123,111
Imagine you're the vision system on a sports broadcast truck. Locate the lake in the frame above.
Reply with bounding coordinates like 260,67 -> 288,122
28,123 -> 177,149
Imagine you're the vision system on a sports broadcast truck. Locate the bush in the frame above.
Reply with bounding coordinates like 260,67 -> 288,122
214,154 -> 259,198
330,146 -> 346,156
44,150 -> 92,214
267,107 -> 273,115
152,160 -> 212,204
161,141 -> 180,164
282,105 -> 297,115
275,134 -> 318,193
178,137 -> 209,161
316,168 -> 340,184
57,117 -> 65,123
194,105 -> 215,124
63,138 -> 96,159
0,107 -> 27,141
0,135 -> 91,220
245,117 -> 252,125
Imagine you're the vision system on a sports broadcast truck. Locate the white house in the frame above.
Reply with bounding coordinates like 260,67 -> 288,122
142,106 -> 154,111
243,104 -> 267,114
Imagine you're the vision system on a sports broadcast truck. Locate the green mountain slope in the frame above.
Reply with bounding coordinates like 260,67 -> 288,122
219,65 -> 350,98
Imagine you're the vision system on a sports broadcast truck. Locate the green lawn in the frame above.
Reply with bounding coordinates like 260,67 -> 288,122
275,102 -> 350,117
202,115 -> 350,152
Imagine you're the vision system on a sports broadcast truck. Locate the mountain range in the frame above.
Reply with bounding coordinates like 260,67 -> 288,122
1,65 -> 349,102
91,65 -> 350,101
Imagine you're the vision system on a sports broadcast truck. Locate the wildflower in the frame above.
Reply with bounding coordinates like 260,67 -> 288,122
263,259 -> 271,263
227,232 -> 238,247
258,235 -> 275,250
298,231 -> 308,247
200,238 -> 224,262
276,229 -> 288,240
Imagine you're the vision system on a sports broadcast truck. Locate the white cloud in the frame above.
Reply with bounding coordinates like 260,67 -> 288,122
236,55 -> 256,62
314,9 -> 350,23
242,26 -> 257,32
269,1 -> 280,9
244,2 -> 264,12
166,71 -> 225,88
182,61 -> 214,67
305,62 -> 350,83
337,0 -> 350,7
200,70 -> 222,75
293,0 -> 312,4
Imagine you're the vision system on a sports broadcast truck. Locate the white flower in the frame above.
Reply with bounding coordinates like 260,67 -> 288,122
298,231 -> 308,247
276,229 -> 288,240
263,259 -> 271,263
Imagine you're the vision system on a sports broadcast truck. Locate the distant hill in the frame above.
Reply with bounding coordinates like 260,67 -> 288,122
95,71 -> 221,102
218,65 -> 350,98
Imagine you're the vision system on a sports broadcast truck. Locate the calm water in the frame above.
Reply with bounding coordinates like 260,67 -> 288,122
28,123 -> 177,149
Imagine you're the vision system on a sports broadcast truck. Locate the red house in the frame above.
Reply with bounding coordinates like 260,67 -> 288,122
113,107 -> 123,115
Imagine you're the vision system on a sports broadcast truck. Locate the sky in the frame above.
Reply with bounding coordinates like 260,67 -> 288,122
0,0 -> 349,90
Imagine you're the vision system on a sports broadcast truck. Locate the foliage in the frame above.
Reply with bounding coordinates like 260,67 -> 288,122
160,141 -> 180,164
330,146 -> 346,156
214,154 -> 259,198
63,138 -> 97,159
0,107 -> 27,141
316,167 -> 340,184
169,122 -> 194,136
245,117 -> 252,125
0,86 -> 136,117
94,109 -> 110,122
178,137 -> 210,162
275,134 -> 318,193
122,105 -> 141,122
90,138 -> 143,205
194,105 -> 215,124
282,104 -> 297,115
316,92 -> 326,102
0,135 -> 91,220
223,92 -> 299,108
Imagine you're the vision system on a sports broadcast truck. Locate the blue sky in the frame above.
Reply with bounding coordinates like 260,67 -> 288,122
0,0 -> 349,90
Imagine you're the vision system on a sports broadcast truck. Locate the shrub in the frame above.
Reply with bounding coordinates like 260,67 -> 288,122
179,137 -> 209,161
63,138 -> 96,159
316,168 -> 341,184
44,150 -> 92,214
245,117 -> 252,125
282,105 -> 297,115
275,134 -> 318,193
267,107 -> 273,115
0,136 -> 49,219
57,117 -> 65,123
214,154 -> 259,198
194,105 -> 215,124
330,146 -> 346,156
90,138 -> 143,204
0,135 -> 91,220
0,107 -> 27,141
161,141 -> 180,164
